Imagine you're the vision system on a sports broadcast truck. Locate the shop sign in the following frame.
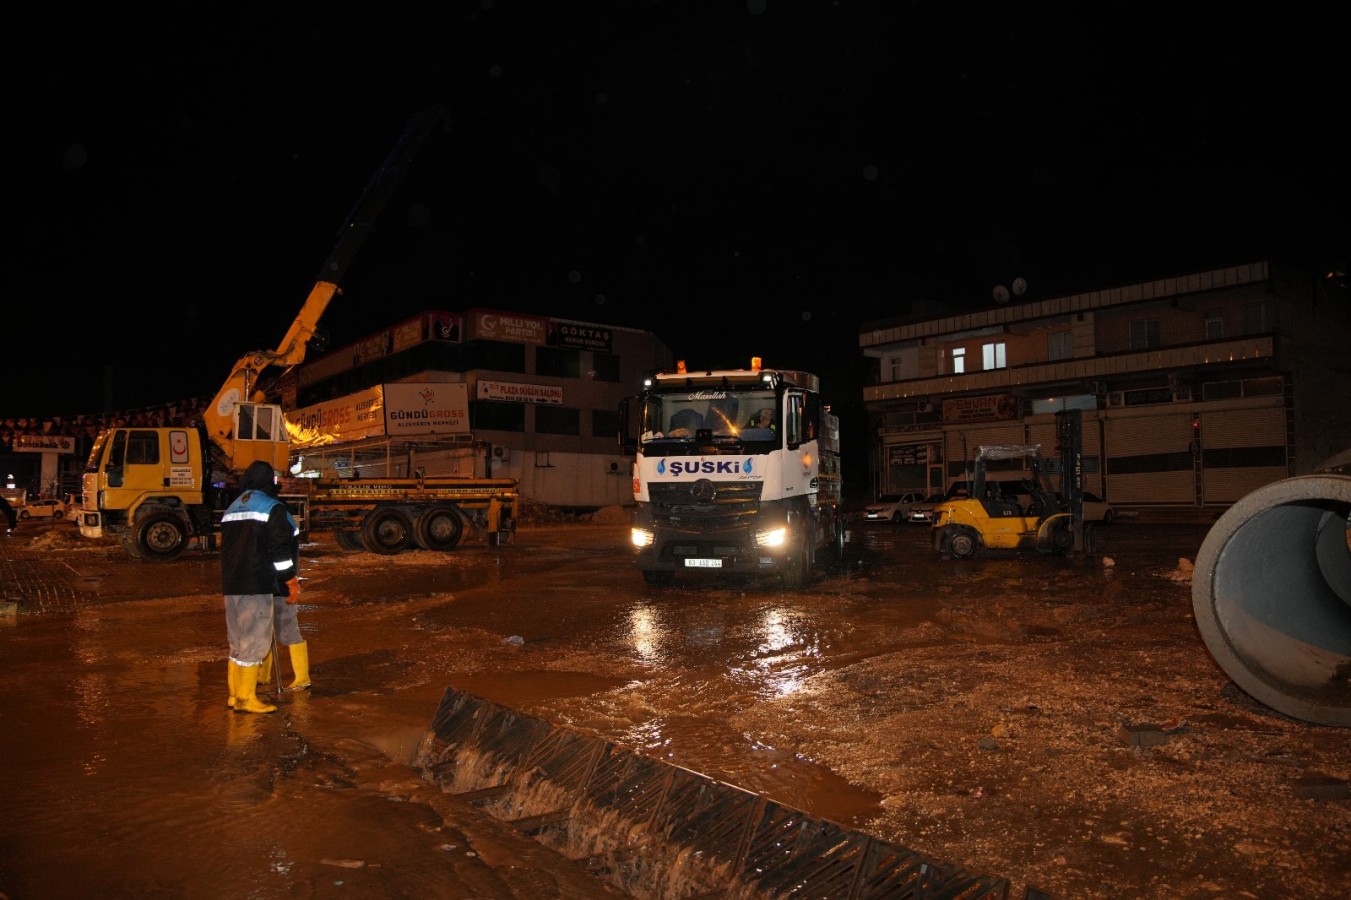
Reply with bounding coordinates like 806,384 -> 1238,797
475,380 -> 563,405
941,395 -> 1019,424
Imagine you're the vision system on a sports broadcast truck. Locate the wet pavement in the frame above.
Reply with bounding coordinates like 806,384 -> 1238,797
2,516 -> 1348,900
0,521 -> 634,899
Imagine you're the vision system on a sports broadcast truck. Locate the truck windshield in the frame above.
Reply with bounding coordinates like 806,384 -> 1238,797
641,391 -> 777,443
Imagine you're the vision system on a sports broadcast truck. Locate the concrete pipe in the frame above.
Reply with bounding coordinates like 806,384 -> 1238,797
1192,471 -> 1351,727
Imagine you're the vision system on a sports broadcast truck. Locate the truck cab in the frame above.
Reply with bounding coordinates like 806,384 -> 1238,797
622,359 -> 845,588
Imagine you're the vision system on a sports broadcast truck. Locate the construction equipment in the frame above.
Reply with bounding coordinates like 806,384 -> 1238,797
76,106 -> 517,560
931,409 -> 1091,559
620,357 -> 846,588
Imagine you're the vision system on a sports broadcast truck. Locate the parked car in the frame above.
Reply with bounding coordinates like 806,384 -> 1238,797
1058,491 -> 1115,524
861,490 -> 927,525
906,493 -> 948,525
17,499 -> 65,520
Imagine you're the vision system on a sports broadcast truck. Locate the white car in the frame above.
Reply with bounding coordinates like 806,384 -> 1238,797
17,499 -> 65,520
905,493 -> 949,525
862,491 -> 927,524
1078,491 -> 1116,524
1055,491 -> 1116,524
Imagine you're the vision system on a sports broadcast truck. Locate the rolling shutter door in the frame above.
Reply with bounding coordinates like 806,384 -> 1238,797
1105,412 -> 1194,504
1200,405 -> 1289,503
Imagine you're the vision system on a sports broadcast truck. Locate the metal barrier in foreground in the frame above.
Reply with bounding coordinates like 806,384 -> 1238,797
418,687 -> 1011,899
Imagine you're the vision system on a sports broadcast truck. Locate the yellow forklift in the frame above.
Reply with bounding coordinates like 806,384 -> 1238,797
931,409 -> 1094,559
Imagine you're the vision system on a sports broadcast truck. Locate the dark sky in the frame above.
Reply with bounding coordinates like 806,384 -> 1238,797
12,3 -> 1346,420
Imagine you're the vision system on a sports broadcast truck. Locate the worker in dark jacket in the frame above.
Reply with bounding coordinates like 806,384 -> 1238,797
220,460 -> 303,714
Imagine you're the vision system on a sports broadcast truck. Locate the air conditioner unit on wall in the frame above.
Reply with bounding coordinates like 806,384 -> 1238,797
1107,392 -> 1124,407
1172,385 -> 1192,402
918,402 -> 934,413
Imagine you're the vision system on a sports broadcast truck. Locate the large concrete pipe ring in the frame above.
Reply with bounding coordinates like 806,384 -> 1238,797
1192,472 -> 1351,727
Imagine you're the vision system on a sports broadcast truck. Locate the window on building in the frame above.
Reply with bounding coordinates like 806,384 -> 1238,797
1129,319 -> 1160,350
472,400 -> 525,432
592,407 -> 619,438
466,340 -> 526,373
1047,331 -> 1072,361
536,346 -> 581,378
535,405 -> 580,436
888,355 -> 905,382
951,347 -> 966,374
1245,301 -> 1273,334
982,342 -> 1007,370
590,352 -> 621,383
1204,311 -> 1224,340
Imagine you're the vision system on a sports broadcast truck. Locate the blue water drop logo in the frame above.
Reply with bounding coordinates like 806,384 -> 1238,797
743,458 -> 754,474
657,459 -> 667,475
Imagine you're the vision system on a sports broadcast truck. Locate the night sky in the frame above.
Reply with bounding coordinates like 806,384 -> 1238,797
13,3 -> 1346,420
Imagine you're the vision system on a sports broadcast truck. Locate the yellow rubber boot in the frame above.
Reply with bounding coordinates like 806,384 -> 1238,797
233,663 -> 277,714
257,650 -> 274,685
227,661 -> 238,709
287,642 -> 311,691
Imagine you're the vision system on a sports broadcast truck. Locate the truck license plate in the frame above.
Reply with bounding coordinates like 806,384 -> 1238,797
684,558 -> 722,568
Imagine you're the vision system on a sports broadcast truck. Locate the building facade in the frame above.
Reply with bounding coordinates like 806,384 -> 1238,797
278,308 -> 674,510
859,261 -> 1351,515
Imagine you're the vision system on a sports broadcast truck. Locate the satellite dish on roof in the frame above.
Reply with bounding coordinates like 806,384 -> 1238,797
993,285 -> 1010,304
1012,276 -> 1028,296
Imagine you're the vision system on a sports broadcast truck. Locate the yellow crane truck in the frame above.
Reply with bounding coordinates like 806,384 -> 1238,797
75,106 -> 518,560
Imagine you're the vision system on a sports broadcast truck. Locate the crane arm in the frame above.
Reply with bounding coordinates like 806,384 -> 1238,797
202,105 -> 450,469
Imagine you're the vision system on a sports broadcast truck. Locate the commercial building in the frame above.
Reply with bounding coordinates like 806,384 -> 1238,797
859,260 -> 1350,516
277,308 -> 673,510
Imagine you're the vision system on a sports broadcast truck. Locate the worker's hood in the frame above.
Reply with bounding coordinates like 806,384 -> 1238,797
240,460 -> 279,496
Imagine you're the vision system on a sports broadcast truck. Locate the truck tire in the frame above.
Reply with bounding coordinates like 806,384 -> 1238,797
130,512 -> 190,561
781,529 -> 812,589
414,505 -> 464,551
334,531 -> 363,551
947,527 -> 979,560
360,508 -> 413,554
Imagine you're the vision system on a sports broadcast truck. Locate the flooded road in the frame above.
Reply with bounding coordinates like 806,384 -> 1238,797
1,517 -> 1347,899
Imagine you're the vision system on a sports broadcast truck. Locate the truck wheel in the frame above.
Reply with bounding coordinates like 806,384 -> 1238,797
360,508 -> 413,554
133,512 -> 189,561
781,529 -> 812,589
334,531 -> 363,551
947,527 -> 979,560
642,570 -> 675,587
414,505 -> 464,551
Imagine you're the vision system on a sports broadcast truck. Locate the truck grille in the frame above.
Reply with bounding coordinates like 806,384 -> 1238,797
647,480 -> 763,531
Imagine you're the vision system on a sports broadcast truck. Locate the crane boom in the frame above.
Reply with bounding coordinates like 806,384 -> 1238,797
203,105 -> 450,473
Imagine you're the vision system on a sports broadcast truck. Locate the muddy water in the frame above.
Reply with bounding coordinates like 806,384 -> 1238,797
0,520 -> 1213,898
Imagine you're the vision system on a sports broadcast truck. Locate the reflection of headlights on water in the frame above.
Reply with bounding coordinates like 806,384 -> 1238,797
630,527 -> 654,548
755,526 -> 788,548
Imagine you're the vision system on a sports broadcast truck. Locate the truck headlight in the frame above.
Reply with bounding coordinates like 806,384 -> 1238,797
630,527 -> 654,548
755,526 -> 787,548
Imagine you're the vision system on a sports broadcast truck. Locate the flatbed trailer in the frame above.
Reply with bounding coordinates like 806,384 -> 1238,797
296,475 -> 518,553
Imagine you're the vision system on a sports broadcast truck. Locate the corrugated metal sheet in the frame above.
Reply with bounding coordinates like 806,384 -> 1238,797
1109,471 -> 1196,504
1105,412 -> 1193,456
1204,467 -> 1290,503
1201,405 -> 1285,447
